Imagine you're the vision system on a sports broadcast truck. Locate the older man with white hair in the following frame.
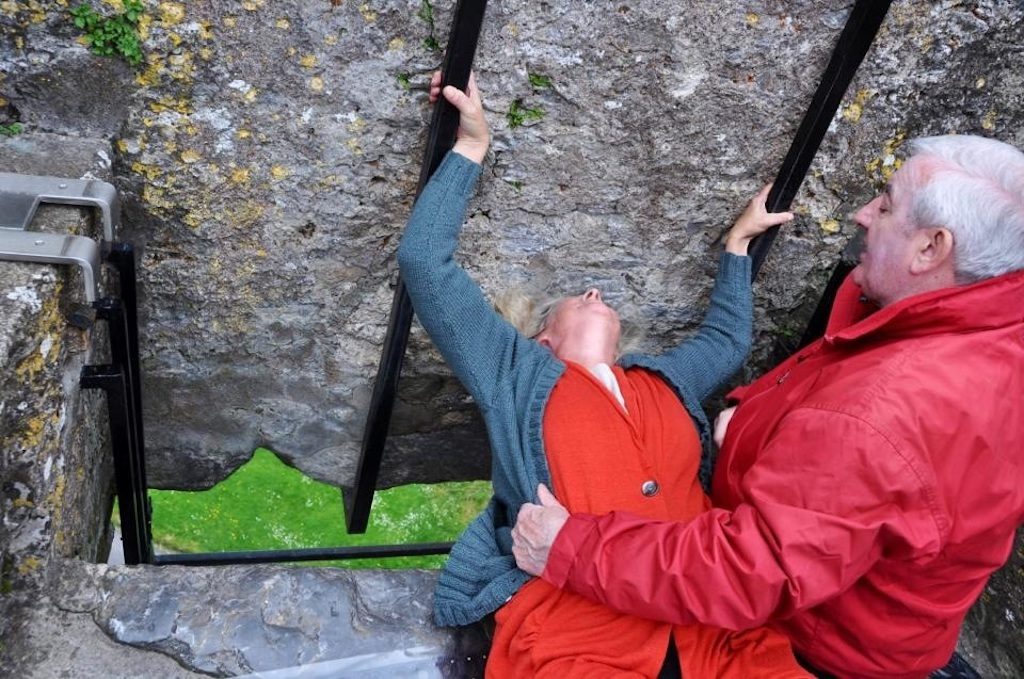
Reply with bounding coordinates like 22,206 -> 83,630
512,134 -> 1024,679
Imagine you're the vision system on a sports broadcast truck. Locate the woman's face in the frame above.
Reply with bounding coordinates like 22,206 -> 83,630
538,288 -> 621,361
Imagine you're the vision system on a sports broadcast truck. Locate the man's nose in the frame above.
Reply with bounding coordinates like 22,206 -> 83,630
854,197 -> 878,230
583,288 -> 602,302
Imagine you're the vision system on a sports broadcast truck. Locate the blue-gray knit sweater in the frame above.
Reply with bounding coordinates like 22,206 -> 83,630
397,151 -> 753,627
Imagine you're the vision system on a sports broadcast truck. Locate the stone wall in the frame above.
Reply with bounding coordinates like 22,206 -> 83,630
0,135 -> 114,596
2,1 -> 1021,493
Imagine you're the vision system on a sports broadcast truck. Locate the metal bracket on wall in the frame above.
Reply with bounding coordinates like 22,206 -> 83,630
0,173 -> 121,303
0,172 -> 119,241
0,229 -> 102,302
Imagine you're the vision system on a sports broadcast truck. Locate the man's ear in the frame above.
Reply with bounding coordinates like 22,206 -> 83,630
910,227 -> 955,275
535,331 -> 552,350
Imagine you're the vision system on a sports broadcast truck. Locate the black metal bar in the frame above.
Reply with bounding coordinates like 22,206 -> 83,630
82,362 -> 152,564
797,260 -> 855,348
154,541 -> 455,566
104,242 -> 154,554
749,0 -> 893,278
90,293 -> 153,564
345,0 -> 489,534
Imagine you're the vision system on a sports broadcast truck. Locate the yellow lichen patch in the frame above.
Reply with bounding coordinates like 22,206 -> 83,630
319,174 -> 342,187
388,37 -> 405,51
745,12 -> 759,27
270,165 -> 290,180
183,207 -> 212,230
159,1 -> 186,25
0,95 -> 7,107
276,17 -> 290,29
975,77 -> 986,89
347,117 -> 366,133
843,102 -> 863,123
254,248 -> 268,257
167,50 -> 194,73
102,0 -> 125,11
20,415 -> 45,448
17,556 -> 42,576
199,46 -> 214,61
287,46 -> 297,57
358,3 -> 376,22
309,76 -> 324,92
865,131 -> 907,184
299,54 -> 317,68
12,498 -> 34,509
135,55 -> 164,87
236,129 -> 252,139
842,89 -> 873,124
167,31 -> 183,47
16,351 -> 44,381
243,88 -> 258,103
131,161 -> 162,181
230,167 -> 251,184
223,15 -> 237,27
142,186 -> 174,210
346,137 -> 363,155
324,34 -> 338,45
115,138 -> 130,153
183,124 -> 198,135
226,202 -> 265,228
45,472 -> 65,506
242,0 -> 263,11
180,149 -> 202,163
820,218 -> 840,234
137,13 -> 152,40
981,109 -> 997,131
199,20 -> 214,40
149,96 -> 192,114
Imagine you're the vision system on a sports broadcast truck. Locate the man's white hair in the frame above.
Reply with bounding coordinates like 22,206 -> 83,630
908,135 -> 1024,283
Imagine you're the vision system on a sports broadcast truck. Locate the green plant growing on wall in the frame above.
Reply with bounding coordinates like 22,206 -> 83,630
0,122 -> 24,137
417,0 -> 440,52
528,72 -> 553,90
69,0 -> 145,66
396,72 -> 412,90
506,99 -> 545,129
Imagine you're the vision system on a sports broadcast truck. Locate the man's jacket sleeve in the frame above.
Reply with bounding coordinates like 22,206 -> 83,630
542,407 -> 945,629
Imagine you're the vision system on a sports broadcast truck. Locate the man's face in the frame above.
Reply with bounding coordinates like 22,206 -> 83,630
851,158 -> 928,307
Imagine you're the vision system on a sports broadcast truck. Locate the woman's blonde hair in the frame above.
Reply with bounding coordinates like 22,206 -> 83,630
493,287 -> 643,357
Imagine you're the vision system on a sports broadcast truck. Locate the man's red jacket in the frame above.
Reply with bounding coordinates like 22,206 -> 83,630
542,270 -> 1024,678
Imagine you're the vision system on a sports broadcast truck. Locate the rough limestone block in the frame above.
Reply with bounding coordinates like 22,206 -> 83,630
0,132 -> 115,655
21,559 -> 488,678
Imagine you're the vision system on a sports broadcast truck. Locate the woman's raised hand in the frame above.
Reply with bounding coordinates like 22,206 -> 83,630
724,184 -> 795,256
430,70 -> 490,165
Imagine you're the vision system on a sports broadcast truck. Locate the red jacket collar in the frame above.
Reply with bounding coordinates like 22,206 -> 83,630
825,268 -> 1024,345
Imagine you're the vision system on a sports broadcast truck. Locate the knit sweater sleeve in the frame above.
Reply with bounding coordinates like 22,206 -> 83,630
396,151 -> 527,407
629,252 -> 753,403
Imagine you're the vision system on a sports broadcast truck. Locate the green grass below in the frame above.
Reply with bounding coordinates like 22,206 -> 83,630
138,448 -> 491,568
